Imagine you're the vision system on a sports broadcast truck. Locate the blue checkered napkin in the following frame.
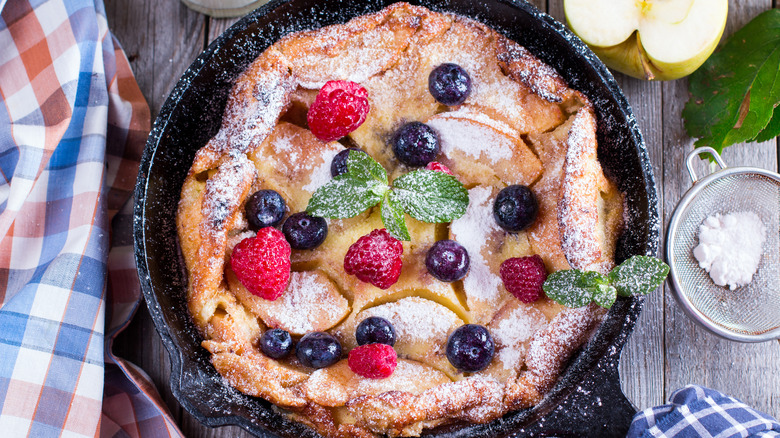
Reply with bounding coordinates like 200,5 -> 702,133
627,385 -> 780,438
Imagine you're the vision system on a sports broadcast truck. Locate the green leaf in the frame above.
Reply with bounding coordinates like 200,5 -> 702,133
593,284 -> 617,309
754,105 -> 780,143
608,255 -> 670,297
683,9 -> 780,153
542,269 -> 594,309
306,177 -> 384,218
305,150 -> 390,219
390,170 -> 469,223
345,150 -> 388,185
380,191 -> 410,241
578,271 -> 609,289
305,152 -> 469,234
541,256 -> 668,309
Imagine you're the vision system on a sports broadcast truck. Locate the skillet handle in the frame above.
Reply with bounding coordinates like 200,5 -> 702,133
522,348 -> 637,437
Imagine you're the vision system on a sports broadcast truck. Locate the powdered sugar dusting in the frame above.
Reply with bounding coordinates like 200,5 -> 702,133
563,109 -> 593,176
437,108 -> 519,137
285,16 -> 414,89
428,116 -> 514,164
302,147 -> 341,193
202,154 -> 255,235
215,59 -> 296,155
398,375 -> 505,422
358,297 -> 461,346
261,271 -> 349,335
271,132 -> 294,153
458,376 -> 505,422
559,108 -> 604,273
303,359 -> 451,408
451,186 -> 502,303
355,360 -> 446,395
524,305 -> 600,391
490,305 -> 547,370
495,38 -> 565,102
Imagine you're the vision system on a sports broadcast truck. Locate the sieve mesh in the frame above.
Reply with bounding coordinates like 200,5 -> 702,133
671,172 -> 780,336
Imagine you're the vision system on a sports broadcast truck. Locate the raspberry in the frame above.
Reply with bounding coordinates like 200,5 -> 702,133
230,227 -> 291,300
307,80 -> 369,142
344,229 -> 403,289
348,343 -> 397,379
425,161 -> 454,175
500,255 -> 547,303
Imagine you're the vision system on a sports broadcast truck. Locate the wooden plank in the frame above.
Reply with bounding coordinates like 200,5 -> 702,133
208,17 -> 241,45
526,0 -> 546,12
662,0 -> 780,419
546,0 -> 563,22
111,302 -> 179,416
106,0 -> 207,120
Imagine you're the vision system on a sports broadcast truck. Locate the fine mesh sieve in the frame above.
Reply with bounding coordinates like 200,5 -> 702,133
667,147 -> 780,343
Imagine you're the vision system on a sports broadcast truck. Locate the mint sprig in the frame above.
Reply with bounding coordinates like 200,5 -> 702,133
381,191 -> 410,241
306,151 -> 469,241
542,256 -> 669,309
391,170 -> 469,223
608,256 -> 670,297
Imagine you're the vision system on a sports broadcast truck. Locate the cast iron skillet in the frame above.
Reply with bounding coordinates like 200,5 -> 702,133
133,0 -> 660,436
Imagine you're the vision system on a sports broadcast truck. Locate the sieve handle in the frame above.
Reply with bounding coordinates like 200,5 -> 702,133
686,146 -> 727,183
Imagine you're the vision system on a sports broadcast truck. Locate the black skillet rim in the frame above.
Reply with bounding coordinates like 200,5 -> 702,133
133,0 -> 660,436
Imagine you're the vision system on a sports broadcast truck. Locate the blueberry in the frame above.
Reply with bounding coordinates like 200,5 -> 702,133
245,190 -> 286,229
296,332 -> 342,369
428,63 -> 472,106
331,148 -> 367,177
282,212 -> 328,249
356,316 -> 396,346
392,122 -> 440,167
493,185 -> 538,232
446,324 -> 494,373
426,240 -> 470,282
260,328 -> 294,359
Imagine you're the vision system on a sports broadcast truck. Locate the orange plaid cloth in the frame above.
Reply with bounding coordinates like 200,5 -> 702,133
0,0 -> 182,436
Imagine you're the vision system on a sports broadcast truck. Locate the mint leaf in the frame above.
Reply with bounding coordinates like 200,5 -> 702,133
306,150 -> 389,218
542,256 -> 668,309
306,177 -> 384,218
345,150 -> 388,185
578,271 -> 609,289
608,255 -> 669,297
683,9 -> 780,153
576,272 -> 616,308
306,152 -> 469,239
593,284 -> 617,309
390,170 -> 469,223
381,192 -> 410,241
543,269 -> 594,308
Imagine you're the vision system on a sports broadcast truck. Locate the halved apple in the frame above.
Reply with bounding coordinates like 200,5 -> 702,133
564,0 -> 728,80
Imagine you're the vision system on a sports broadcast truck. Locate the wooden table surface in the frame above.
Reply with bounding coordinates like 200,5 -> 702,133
107,1 -> 780,436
